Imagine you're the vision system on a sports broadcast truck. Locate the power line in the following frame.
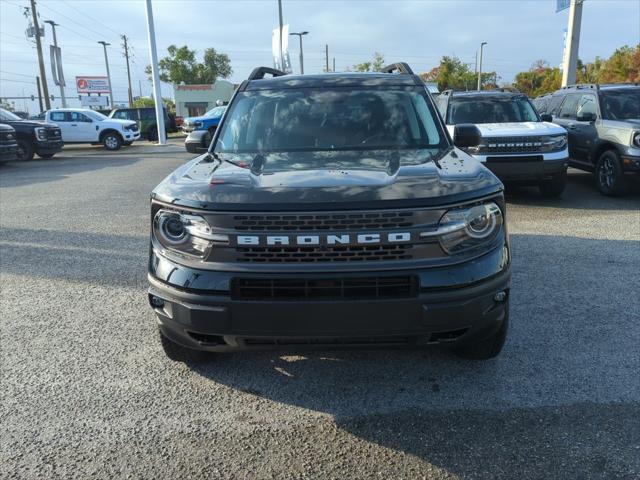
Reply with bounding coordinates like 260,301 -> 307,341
60,0 -> 121,37
35,1 -> 107,43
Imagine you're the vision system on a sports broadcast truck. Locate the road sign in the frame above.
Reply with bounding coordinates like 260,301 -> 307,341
76,76 -> 110,94
557,0 -> 570,12
80,95 -> 108,107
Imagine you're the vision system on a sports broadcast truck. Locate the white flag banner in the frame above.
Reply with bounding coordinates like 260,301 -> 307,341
272,24 -> 293,73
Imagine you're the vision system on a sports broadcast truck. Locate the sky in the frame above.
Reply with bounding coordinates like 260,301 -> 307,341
1,0 -> 639,113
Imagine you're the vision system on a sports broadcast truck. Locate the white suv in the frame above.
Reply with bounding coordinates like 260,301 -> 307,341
436,90 -> 569,197
44,108 -> 140,150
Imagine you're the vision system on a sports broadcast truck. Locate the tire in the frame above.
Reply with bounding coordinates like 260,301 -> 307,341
452,301 -> 509,360
36,153 -> 55,159
159,329 -> 209,364
16,139 -> 34,161
595,150 -> 629,196
147,128 -> 158,142
102,132 -> 122,151
539,172 -> 567,198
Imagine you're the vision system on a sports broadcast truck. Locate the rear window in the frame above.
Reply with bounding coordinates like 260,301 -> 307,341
448,95 -> 539,124
215,87 -> 445,153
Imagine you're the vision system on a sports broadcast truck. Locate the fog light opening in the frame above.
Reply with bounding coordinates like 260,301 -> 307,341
493,291 -> 507,303
149,295 -> 165,309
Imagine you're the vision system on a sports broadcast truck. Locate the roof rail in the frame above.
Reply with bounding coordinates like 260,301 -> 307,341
562,83 -> 599,90
248,66 -> 287,81
380,62 -> 414,75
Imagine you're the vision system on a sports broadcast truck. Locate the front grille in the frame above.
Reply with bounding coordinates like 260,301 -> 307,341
231,276 -> 419,300
233,211 -> 415,231
237,244 -> 413,263
484,136 -> 545,154
125,124 -> 139,131
0,132 -> 16,142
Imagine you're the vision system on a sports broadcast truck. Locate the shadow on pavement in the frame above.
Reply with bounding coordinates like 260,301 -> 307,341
505,169 -> 640,211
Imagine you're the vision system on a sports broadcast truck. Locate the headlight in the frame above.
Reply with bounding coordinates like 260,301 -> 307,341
632,131 -> 640,148
429,203 -> 503,254
34,127 -> 47,141
194,121 -> 203,128
539,134 -> 567,152
153,209 -> 225,259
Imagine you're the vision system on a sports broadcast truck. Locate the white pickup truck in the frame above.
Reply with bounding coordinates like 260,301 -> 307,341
43,108 -> 140,150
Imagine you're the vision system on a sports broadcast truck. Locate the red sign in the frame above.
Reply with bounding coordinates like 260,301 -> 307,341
76,76 -> 110,94
175,84 -> 213,91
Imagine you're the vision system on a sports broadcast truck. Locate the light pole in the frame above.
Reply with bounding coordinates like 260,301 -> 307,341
561,0 -> 583,87
477,41 -> 487,91
98,41 -> 113,108
144,0 -> 166,145
44,20 -> 66,107
289,31 -> 308,74
277,0 -> 284,70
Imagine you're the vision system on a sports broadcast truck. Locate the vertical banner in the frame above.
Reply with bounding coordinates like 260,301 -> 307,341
272,25 -> 293,73
49,45 -> 65,87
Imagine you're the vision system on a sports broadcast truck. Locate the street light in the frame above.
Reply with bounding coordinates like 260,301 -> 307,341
289,31 -> 308,74
98,41 -> 113,108
477,41 -> 487,91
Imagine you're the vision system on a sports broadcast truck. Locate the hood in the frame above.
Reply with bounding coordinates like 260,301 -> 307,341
474,122 -> 566,136
151,148 -> 503,211
107,118 -> 136,126
3,119 -> 59,128
184,114 -> 222,123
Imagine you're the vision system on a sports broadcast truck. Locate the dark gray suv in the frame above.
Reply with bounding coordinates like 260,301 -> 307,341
533,84 -> 640,196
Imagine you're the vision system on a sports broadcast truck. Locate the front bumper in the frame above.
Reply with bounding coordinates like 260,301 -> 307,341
621,153 -> 640,173
185,130 -> 207,152
0,143 -> 18,161
34,139 -> 64,155
148,245 -> 511,352
123,131 -> 141,142
472,150 -> 568,182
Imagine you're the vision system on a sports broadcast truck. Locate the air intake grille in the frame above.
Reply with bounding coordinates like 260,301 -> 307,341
237,244 -> 413,263
484,136 -> 545,153
232,276 -> 419,300
233,211 -> 415,231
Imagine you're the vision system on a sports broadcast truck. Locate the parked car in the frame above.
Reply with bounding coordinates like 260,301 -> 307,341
534,84 -> 640,196
0,124 -> 19,163
148,63 -> 511,362
44,108 -> 140,150
0,108 -> 63,160
436,89 -> 569,197
109,107 -> 177,141
182,106 -> 226,153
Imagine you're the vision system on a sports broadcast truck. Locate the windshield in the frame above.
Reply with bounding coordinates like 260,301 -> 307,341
0,108 -> 21,121
84,110 -> 108,121
448,96 -> 539,124
600,90 -> 640,120
204,106 -> 225,118
214,87 -> 445,153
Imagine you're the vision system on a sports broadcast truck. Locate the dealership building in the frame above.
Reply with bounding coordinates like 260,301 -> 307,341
173,81 -> 235,117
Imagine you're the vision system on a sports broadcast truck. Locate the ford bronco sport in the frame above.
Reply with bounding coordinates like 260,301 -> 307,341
534,84 -> 640,196
148,64 -> 511,361
436,90 -> 569,197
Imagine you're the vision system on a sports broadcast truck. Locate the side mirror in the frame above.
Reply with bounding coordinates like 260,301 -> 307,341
576,112 -> 596,122
453,124 -> 482,148
540,114 -> 553,123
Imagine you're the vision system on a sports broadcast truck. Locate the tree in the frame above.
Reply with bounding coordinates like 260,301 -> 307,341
352,52 -> 385,72
145,45 -> 232,84
132,97 -> 175,111
419,56 -> 498,91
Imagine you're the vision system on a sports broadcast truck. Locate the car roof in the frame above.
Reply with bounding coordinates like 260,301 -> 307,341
243,72 -> 422,91
446,90 -> 526,100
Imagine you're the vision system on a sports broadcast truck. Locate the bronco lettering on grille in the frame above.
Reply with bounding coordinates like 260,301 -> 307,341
236,232 -> 412,246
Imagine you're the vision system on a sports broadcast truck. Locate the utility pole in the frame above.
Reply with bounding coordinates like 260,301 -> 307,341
561,0 -> 583,87
121,34 -> 134,106
36,76 -> 43,112
44,20 -> 66,107
144,0 -> 166,145
30,0 -> 50,110
139,79 -> 142,98
277,0 -> 284,69
98,41 -> 113,107
474,50 -> 478,75
477,41 -> 487,91
325,44 -> 329,72
333,57 -> 335,72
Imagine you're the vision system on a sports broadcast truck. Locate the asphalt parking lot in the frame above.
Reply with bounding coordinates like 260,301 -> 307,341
1,143 -> 639,479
